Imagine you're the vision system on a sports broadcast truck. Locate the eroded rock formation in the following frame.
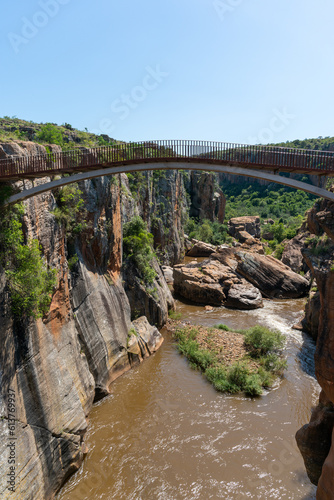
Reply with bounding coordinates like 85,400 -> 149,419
0,142 -> 170,499
187,171 -> 226,222
235,251 -> 309,298
173,257 -> 263,310
228,216 -> 261,239
294,196 -> 334,498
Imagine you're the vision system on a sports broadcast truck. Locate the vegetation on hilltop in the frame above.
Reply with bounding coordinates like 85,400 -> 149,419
272,136 -> 334,151
0,116 -> 117,149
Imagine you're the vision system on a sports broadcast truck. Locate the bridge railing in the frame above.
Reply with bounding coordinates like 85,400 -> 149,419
0,140 -> 334,179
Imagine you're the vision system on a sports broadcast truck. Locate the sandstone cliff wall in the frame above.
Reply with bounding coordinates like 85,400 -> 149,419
0,142 -> 166,499
294,196 -> 334,499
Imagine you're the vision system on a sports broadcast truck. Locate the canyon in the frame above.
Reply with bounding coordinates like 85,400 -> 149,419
0,140 -> 333,499
0,141 -> 224,499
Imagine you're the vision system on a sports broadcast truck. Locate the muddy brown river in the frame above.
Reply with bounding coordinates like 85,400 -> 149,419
58,297 -> 319,499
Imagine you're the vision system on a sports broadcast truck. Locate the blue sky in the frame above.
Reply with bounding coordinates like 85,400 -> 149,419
1,0 -> 334,144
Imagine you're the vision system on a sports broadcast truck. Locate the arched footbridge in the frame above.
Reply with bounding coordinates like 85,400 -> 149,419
1,140 -> 334,205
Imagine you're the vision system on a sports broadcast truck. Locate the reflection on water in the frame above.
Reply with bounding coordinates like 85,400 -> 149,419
58,298 -> 319,500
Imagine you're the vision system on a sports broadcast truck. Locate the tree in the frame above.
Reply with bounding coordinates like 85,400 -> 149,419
37,123 -> 63,145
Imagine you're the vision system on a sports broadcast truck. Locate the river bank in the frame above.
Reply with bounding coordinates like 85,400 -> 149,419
57,297 -> 319,499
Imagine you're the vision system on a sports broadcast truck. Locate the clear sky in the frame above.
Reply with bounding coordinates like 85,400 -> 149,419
1,0 -> 334,144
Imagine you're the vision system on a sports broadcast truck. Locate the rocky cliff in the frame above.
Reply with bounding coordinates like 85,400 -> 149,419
0,142 -> 172,499
294,195 -> 334,499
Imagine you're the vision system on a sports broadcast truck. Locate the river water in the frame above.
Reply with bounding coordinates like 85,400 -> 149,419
58,297 -> 319,500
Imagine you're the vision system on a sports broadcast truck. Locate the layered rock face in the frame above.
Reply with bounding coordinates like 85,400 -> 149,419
0,142 -> 168,499
123,259 -> 174,328
294,197 -> 334,498
187,171 -> 226,222
235,251 -> 309,298
281,232 -> 310,274
127,170 -> 188,265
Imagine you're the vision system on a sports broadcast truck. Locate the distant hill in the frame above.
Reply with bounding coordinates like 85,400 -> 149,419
271,136 -> 334,151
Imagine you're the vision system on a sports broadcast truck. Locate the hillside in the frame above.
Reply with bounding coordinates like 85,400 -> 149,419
0,117 -> 117,149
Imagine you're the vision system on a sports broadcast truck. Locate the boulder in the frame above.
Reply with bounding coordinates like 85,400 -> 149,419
184,235 -> 193,253
262,229 -> 274,240
161,265 -> 174,284
225,282 -> 263,310
173,259 -> 263,309
228,216 -> 261,239
236,230 -> 253,242
317,428 -> 334,498
127,316 -> 164,367
173,260 -> 229,306
240,237 -> 265,255
186,239 -> 216,257
235,251 -> 310,298
211,247 -> 238,269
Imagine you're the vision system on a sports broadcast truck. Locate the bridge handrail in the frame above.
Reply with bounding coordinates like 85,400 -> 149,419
0,140 -> 334,179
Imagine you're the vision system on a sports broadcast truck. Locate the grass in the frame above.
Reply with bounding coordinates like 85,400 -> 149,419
169,310 -> 182,320
173,324 -> 287,397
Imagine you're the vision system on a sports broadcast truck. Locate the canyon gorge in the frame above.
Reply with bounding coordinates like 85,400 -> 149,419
0,140 -> 333,499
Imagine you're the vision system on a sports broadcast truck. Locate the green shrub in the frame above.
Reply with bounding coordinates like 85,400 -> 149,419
168,310 -> 182,320
227,362 -> 249,392
173,324 -> 286,397
37,123 -> 64,145
0,183 -> 14,206
213,323 -> 229,331
0,205 -> 56,318
244,326 -> 286,358
274,243 -> 285,260
123,216 -> 157,284
68,253 -> 79,270
205,366 -> 230,392
185,218 -> 228,245
244,374 -> 263,396
52,184 -> 86,237
259,354 -> 287,375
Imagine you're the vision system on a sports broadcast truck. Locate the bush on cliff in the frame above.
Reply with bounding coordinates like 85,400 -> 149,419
0,204 -> 56,318
52,184 -> 87,237
123,216 -> 157,284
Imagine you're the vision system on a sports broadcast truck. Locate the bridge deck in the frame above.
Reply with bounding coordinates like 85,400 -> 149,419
0,141 -> 334,181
